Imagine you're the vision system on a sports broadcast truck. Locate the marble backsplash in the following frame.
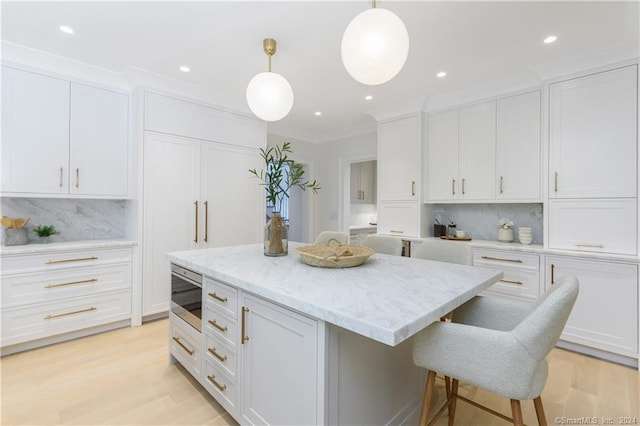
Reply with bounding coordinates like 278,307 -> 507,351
1,198 -> 125,243
425,203 -> 543,244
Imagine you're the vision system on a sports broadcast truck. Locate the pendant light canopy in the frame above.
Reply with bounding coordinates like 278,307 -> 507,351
341,1 -> 409,86
246,38 -> 294,122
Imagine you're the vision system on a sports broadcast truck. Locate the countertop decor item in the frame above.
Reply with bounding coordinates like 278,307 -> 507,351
1,216 -> 30,246
497,218 -> 514,242
32,224 -> 59,243
296,239 -> 374,268
250,142 -> 320,256
440,236 -> 472,241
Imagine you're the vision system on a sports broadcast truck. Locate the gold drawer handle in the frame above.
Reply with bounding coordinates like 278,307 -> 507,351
45,278 -> 98,289
575,243 -> 604,248
208,319 -> 228,333
207,375 -> 227,392
390,230 -> 404,234
241,306 -> 250,344
45,306 -> 96,320
45,256 -> 98,265
172,336 -> 194,356
480,256 -> 523,263
208,347 -> 228,362
208,292 -> 228,303
499,279 -> 524,286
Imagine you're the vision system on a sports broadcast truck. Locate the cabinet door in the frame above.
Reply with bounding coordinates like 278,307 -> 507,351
459,101 -> 496,200
349,163 -> 361,203
1,66 -> 70,194
545,257 -> 638,357
378,115 -> 420,201
70,84 -> 129,197
496,91 -> 541,200
142,133 -> 200,316
549,65 -> 637,198
240,293 -> 319,425
377,201 -> 419,238
426,110 -> 459,201
200,144 -> 263,248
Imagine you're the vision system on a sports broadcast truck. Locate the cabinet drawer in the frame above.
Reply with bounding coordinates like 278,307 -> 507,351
204,305 -> 237,347
205,331 -> 237,379
482,267 -> 540,300
549,199 -> 637,255
203,359 -> 238,417
377,202 -> 419,238
1,247 -> 133,274
2,263 -> 131,308
170,313 -> 202,380
1,289 -> 131,347
473,248 -> 540,270
204,277 -> 238,318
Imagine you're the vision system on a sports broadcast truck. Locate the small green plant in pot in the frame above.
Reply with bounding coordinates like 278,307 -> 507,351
249,142 -> 320,256
32,225 -> 59,243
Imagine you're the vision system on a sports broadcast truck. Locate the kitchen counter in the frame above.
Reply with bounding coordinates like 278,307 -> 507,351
168,242 -> 501,346
349,224 -> 377,231
0,239 -> 137,255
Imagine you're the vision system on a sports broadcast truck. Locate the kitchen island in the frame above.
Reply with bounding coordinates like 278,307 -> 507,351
168,242 -> 502,425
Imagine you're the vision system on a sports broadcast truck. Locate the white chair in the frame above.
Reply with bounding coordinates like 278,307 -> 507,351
411,239 -> 472,265
313,231 -> 348,245
361,234 -> 403,256
412,276 -> 579,426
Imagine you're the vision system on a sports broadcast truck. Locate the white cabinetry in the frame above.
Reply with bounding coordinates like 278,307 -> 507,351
473,248 -> 541,300
1,245 -> 133,351
548,65 -> 638,256
350,160 -> 376,204
1,66 -> 129,198
377,202 -> 419,238
458,101 -> 496,200
545,256 -> 638,359
426,109 -> 459,201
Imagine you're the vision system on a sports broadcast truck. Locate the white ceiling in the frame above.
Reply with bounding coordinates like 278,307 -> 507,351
1,1 -> 639,143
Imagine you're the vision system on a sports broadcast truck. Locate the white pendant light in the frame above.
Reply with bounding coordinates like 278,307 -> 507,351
246,38 -> 294,122
341,1 -> 409,86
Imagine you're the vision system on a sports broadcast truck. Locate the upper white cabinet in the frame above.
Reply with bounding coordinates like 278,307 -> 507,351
549,65 -> 637,199
378,115 -> 420,202
350,160 -> 376,204
426,91 -> 541,202
1,66 -> 129,198
496,91 -> 541,200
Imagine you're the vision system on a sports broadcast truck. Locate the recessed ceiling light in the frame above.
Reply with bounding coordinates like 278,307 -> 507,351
179,66 -> 190,72
59,26 -> 74,34
314,111 -> 322,116
544,35 -> 557,44
365,95 -> 373,100
436,71 -> 447,78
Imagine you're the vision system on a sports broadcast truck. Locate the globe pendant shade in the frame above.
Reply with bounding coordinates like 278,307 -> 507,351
246,71 -> 294,121
341,7 -> 409,86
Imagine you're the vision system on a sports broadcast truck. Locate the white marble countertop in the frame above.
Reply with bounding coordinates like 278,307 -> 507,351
349,225 -> 377,231
0,239 -> 137,255
167,242 -> 502,347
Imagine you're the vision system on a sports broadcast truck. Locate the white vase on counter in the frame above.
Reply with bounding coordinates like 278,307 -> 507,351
497,227 -> 514,243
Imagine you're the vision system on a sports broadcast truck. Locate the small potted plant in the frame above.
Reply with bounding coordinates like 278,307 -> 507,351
32,225 -> 59,243
249,142 -> 320,256
497,218 -> 514,243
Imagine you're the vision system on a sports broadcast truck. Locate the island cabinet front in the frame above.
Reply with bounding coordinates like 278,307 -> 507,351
200,276 -> 324,425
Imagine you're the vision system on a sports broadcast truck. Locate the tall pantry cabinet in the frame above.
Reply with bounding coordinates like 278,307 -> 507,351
141,93 -> 265,317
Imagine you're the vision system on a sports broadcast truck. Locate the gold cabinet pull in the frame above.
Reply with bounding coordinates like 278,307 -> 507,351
208,292 -> 228,303
452,179 -> 456,195
390,230 -> 404,234
45,306 -> 96,320
45,278 -> 98,288
59,167 -> 64,188
45,256 -> 98,265
500,176 -> 504,194
208,319 -> 228,333
554,172 -> 558,193
575,243 -> 604,248
551,263 -> 555,285
241,306 -> 250,344
75,168 -> 79,188
204,201 -> 209,243
480,256 -> 523,263
208,347 -> 228,362
462,178 -> 466,195
411,181 -> 416,196
194,201 -> 199,243
499,279 -> 524,286
172,336 -> 194,355
207,375 -> 227,392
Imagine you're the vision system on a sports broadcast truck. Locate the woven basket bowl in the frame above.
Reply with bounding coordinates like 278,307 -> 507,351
295,241 -> 374,268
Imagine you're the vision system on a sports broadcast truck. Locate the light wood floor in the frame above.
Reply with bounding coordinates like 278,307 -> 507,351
1,319 -> 637,425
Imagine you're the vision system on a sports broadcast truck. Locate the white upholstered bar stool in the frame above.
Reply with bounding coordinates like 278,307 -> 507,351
313,231 -> 348,245
411,239 -> 472,265
412,276 -> 579,426
361,234 -> 403,256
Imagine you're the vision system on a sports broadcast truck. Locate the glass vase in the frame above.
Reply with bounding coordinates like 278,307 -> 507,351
264,212 -> 288,256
